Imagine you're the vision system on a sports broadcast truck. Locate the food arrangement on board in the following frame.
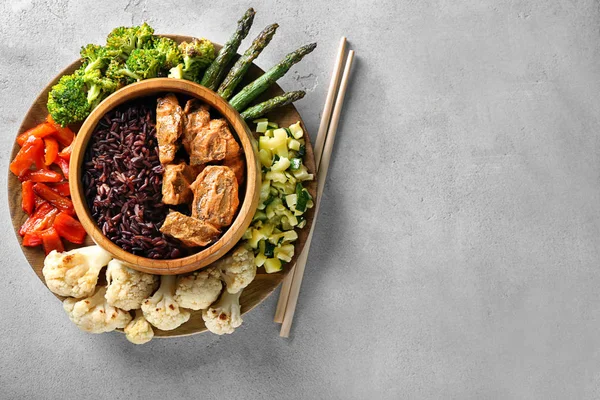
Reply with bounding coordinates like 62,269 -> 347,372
9,8 -> 320,343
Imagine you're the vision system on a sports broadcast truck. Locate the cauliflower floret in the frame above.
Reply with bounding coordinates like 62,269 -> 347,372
43,245 -> 112,298
63,286 -> 132,333
141,275 -> 190,331
105,259 -> 159,310
174,267 -> 222,310
216,246 -> 256,294
202,289 -> 243,335
124,310 -> 154,344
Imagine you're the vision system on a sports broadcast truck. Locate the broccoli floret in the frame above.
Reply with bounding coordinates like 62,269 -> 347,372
80,44 -> 122,73
168,39 -> 215,82
151,37 -> 182,69
47,71 -> 90,126
126,48 -> 166,80
105,59 -> 139,84
81,68 -> 119,109
106,22 -> 155,55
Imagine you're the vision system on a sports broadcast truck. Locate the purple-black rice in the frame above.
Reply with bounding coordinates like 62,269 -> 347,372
82,101 -> 183,259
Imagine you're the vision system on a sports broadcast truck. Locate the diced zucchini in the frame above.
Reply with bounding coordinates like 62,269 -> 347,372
264,241 -> 275,258
252,210 -> 268,222
253,118 -> 268,123
289,122 -> 303,139
288,138 -> 301,151
243,228 -> 253,240
292,164 -> 313,181
280,217 -> 293,231
259,149 -> 272,168
265,129 -> 274,138
298,144 -> 306,157
297,219 -> 307,229
267,121 -> 279,129
271,157 -> 291,172
295,183 -> 310,213
258,222 -> 275,237
255,252 -> 267,267
289,158 -> 302,171
258,136 -> 271,152
256,121 -> 269,133
264,257 -> 282,273
248,229 -> 266,248
265,170 -> 287,183
275,244 -> 295,262
285,194 -> 297,210
260,179 -> 271,202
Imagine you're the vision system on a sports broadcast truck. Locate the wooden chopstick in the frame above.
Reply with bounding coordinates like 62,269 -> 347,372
279,50 -> 355,337
274,37 -> 348,324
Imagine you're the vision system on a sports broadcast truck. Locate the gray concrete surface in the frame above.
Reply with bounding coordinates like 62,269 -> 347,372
1,0 -> 600,398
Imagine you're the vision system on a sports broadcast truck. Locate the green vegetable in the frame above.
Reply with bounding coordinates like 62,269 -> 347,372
264,258 -> 282,273
240,91 -> 306,120
106,22 -> 154,55
151,36 -> 183,69
264,241 -> 275,258
230,43 -> 317,111
47,72 -> 91,127
298,144 -> 306,157
295,183 -> 310,213
81,68 -> 118,109
290,158 -> 302,171
126,48 -> 165,80
201,8 -> 256,90
217,23 -> 279,100
169,39 -> 216,82
80,44 -> 122,74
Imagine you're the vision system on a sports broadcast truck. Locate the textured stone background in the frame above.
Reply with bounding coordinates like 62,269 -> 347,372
2,0 -> 600,399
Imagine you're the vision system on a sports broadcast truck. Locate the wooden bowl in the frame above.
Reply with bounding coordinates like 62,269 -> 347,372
69,78 -> 261,275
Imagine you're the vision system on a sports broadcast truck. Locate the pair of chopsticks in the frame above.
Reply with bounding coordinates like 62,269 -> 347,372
274,37 -> 355,337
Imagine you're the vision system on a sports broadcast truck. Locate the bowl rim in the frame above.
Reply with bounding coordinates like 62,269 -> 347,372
69,78 -> 261,275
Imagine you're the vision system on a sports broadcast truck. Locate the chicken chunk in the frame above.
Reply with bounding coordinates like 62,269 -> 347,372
182,100 -> 210,154
190,166 -> 239,228
189,119 -> 240,166
159,211 -> 220,247
156,94 -> 183,164
162,162 -> 196,205
223,149 -> 245,186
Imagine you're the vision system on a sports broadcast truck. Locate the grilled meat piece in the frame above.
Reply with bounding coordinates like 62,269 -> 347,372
182,99 -> 210,154
190,166 -> 239,228
161,162 -> 196,205
156,94 -> 183,164
159,211 -> 221,247
189,119 -> 241,166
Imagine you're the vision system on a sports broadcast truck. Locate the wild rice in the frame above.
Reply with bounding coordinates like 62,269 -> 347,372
82,101 -> 183,259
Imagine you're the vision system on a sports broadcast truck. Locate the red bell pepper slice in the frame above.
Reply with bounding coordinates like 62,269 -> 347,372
21,181 -> 35,215
10,136 -> 45,176
19,202 -> 59,236
41,227 -> 64,255
19,169 -> 63,183
54,157 -> 70,180
16,123 -> 57,146
49,182 -> 70,197
58,143 -> 72,161
53,212 -> 86,244
22,232 -> 42,247
44,137 -> 59,166
34,195 -> 45,208
46,115 -> 75,146
32,183 -> 74,214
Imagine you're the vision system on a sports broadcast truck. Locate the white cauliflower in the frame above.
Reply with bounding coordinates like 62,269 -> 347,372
63,286 -> 132,333
216,246 -> 256,294
202,289 -> 243,335
124,310 -> 154,345
105,259 -> 159,310
141,275 -> 190,331
43,245 -> 113,298
174,267 -> 222,310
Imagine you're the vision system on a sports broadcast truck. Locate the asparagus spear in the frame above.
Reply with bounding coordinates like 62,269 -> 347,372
229,43 -> 317,111
200,8 -> 256,90
240,91 -> 306,120
218,23 -> 279,100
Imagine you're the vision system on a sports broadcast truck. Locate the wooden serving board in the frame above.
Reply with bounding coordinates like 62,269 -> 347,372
7,35 -> 317,338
